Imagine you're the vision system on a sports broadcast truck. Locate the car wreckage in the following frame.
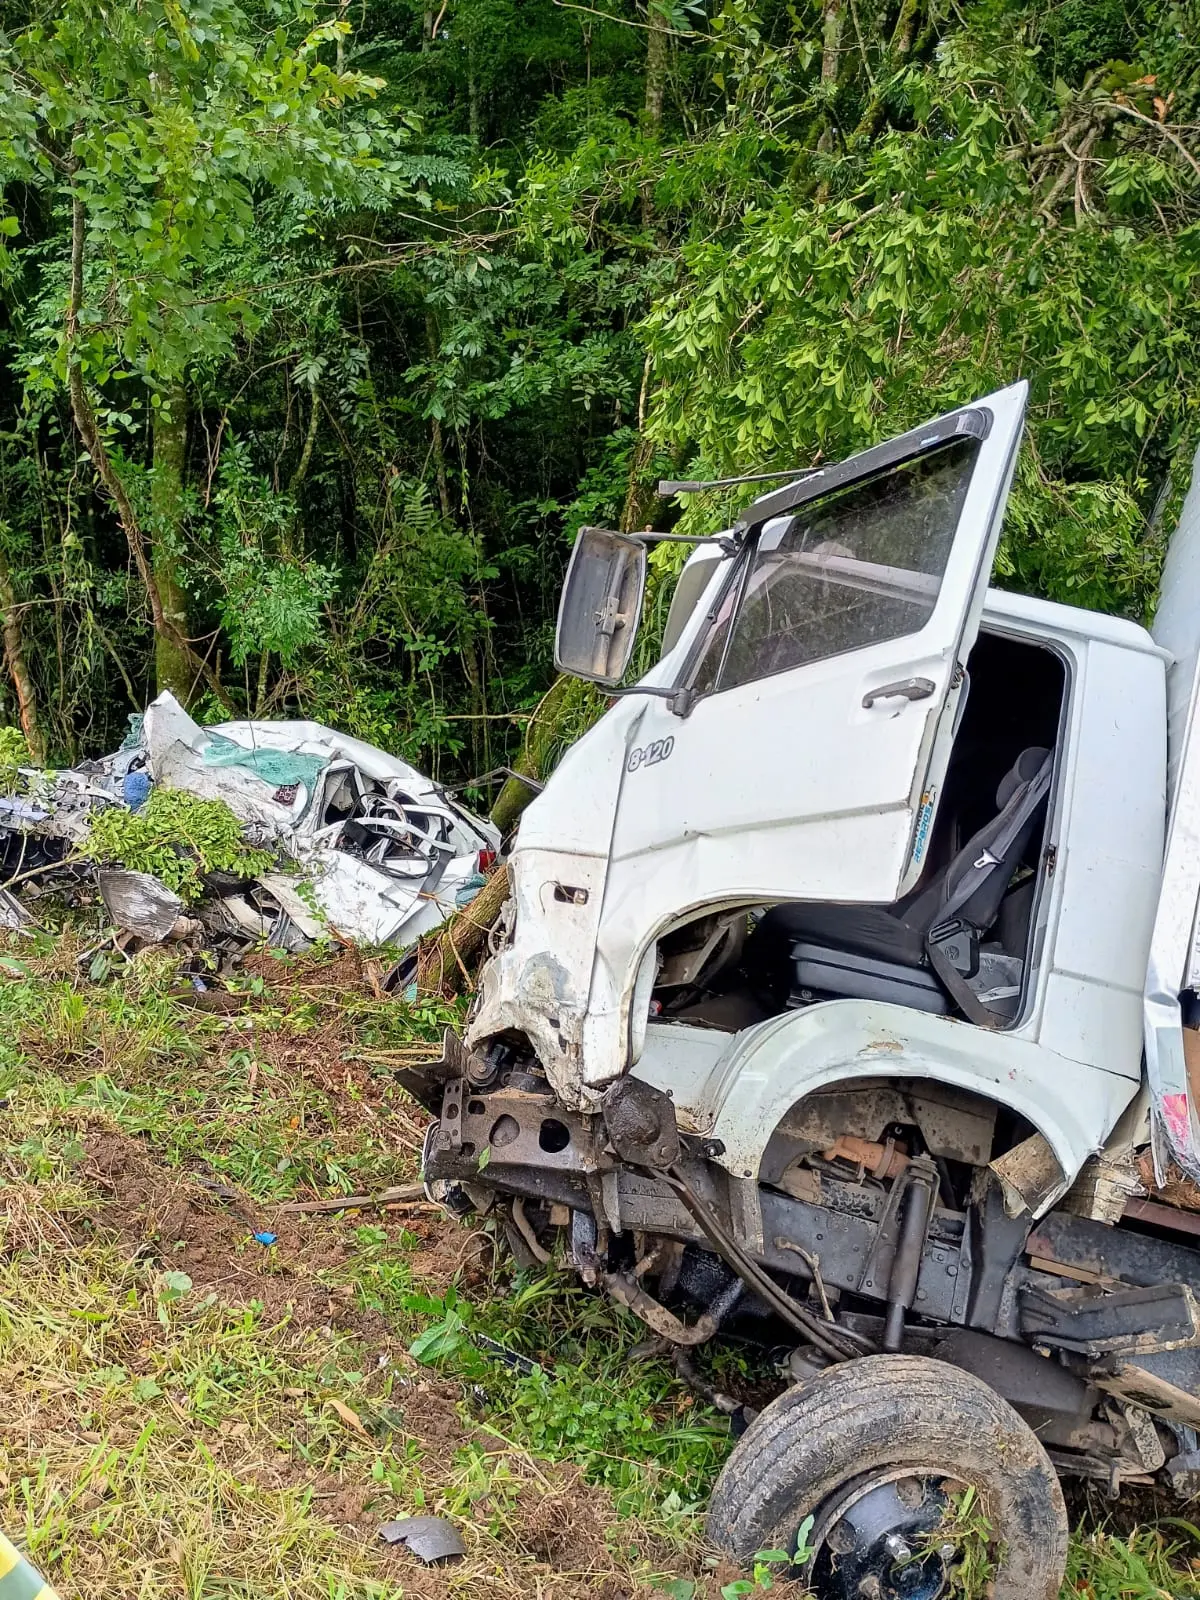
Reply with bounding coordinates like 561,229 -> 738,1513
412,382 -> 1200,1598
0,694 -> 499,951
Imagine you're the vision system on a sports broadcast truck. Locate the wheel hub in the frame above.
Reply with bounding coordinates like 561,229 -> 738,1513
807,1473 -> 955,1600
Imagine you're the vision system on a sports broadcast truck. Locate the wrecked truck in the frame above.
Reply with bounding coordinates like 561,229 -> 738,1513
415,381 -> 1200,1598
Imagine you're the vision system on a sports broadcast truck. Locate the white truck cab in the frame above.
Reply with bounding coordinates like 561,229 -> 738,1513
416,384 -> 1200,1600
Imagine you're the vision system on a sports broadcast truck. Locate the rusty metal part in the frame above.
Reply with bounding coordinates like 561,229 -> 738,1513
883,1159 -> 939,1351
600,1267 -> 742,1346
1028,1209 -> 1200,1293
511,1197 -> 552,1264
822,1134 -> 908,1180
773,1237 -> 834,1321
602,1076 -> 680,1169
1124,1196 -> 1200,1237
772,1081 -> 997,1167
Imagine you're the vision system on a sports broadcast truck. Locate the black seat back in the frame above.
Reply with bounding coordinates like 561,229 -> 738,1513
906,746 -> 1052,941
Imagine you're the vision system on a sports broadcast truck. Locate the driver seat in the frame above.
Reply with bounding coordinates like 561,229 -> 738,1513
756,747 -> 1053,1020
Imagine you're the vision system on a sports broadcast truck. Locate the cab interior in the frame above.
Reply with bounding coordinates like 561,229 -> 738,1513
651,628 -> 1067,1031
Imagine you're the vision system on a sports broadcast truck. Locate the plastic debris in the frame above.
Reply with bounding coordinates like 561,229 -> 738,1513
378,1515 -> 466,1564
98,869 -> 200,943
252,1231 -> 278,1246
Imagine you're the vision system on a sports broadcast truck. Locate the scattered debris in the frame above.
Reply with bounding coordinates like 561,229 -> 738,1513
252,1231 -> 278,1246
0,692 -> 500,956
97,868 -> 201,942
473,1334 -> 541,1376
378,1515 -> 466,1564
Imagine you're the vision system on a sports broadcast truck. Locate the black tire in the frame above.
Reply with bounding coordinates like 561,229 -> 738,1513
706,1353 -> 1068,1600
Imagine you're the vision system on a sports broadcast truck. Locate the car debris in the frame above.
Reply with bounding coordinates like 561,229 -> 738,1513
0,692 -> 499,954
97,868 -> 201,943
378,1515 -> 466,1564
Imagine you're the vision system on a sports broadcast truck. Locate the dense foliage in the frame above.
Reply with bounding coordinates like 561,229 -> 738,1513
0,0 -> 1195,779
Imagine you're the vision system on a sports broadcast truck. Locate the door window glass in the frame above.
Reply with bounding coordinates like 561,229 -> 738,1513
689,436 -> 979,695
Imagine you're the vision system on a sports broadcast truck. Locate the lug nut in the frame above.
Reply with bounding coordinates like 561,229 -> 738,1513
884,1533 -> 912,1563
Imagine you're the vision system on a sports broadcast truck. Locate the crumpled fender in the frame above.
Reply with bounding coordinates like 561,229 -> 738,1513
466,845 -> 613,1106
635,999 -> 1141,1207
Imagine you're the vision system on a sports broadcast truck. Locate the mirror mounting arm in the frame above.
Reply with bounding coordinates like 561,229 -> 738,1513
632,530 -> 744,559
605,683 -> 697,719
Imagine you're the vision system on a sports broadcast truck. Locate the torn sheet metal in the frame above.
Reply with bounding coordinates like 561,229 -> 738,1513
137,693 -> 500,947
98,869 -> 200,943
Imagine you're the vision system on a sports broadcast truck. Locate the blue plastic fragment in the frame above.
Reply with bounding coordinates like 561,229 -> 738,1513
122,769 -> 153,810
253,1231 -> 278,1246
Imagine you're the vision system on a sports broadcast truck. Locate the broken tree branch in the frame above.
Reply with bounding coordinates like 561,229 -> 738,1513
276,1183 -> 430,1215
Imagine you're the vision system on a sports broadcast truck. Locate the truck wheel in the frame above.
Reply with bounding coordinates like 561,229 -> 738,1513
706,1353 -> 1067,1600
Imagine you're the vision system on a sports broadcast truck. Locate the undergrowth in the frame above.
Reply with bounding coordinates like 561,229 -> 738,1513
0,936 -> 1198,1597
80,788 -> 278,901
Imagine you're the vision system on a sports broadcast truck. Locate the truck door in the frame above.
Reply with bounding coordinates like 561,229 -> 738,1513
1146,440 -> 1200,1181
606,383 -> 1029,911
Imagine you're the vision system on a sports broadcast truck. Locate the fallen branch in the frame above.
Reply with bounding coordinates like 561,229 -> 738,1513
276,1182 -> 430,1215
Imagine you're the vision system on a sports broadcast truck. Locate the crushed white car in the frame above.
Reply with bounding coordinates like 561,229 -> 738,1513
0,693 -> 499,950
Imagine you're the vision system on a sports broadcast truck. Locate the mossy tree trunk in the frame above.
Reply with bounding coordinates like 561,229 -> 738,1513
151,386 -> 193,703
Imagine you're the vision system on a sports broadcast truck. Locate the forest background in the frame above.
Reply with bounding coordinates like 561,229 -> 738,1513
0,0 -> 1196,794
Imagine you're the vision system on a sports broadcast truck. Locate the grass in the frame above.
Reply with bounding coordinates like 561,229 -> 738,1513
0,929 -> 1198,1598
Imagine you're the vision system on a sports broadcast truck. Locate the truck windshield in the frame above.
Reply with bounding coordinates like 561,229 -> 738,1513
688,435 -> 979,695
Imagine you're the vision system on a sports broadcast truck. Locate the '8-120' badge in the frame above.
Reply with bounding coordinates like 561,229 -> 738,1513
627,737 -> 674,773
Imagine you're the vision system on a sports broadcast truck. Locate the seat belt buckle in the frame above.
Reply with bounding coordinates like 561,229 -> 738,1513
927,919 -> 979,977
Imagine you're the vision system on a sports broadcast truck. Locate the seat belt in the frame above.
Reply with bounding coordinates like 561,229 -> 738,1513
925,754 -> 1054,1027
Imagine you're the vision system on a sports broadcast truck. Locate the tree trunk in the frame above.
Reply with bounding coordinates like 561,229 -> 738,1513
467,41 -> 481,141
151,386 -> 193,701
489,674 -> 575,834
0,546 -> 45,763
415,861 -> 510,997
643,3 -> 668,130
621,431 -> 660,534
64,187 -> 233,711
641,2 -> 669,225
821,0 -> 843,84
852,0 -> 922,141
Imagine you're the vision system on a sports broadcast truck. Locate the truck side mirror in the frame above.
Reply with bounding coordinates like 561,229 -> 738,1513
554,526 -> 647,686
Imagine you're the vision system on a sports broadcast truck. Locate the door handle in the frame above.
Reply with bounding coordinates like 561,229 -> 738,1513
862,677 -> 936,709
